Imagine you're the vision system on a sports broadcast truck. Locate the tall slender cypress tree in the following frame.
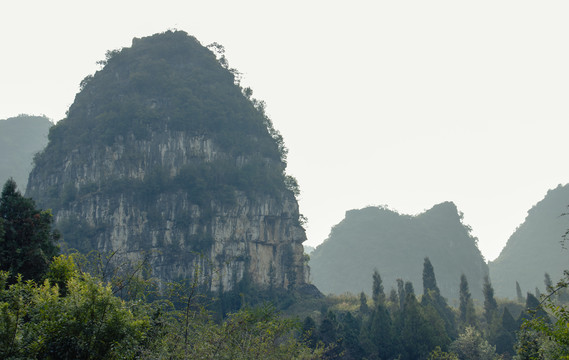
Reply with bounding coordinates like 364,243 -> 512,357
422,257 -> 439,295
372,269 -> 385,306
516,281 -> 524,303
483,275 -> 498,324
458,274 -> 476,331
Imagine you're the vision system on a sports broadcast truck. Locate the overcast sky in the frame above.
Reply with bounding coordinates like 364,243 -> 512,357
2,1 -> 569,262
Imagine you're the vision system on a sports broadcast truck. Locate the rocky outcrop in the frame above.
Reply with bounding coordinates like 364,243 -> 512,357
26,31 -> 308,292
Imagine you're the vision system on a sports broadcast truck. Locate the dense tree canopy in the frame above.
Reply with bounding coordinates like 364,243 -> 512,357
0,179 -> 59,282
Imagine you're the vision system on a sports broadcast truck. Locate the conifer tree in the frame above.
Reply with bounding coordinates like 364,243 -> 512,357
491,308 -> 517,356
368,302 -> 394,359
400,292 -> 448,359
388,288 -> 399,313
301,316 -> 318,348
516,281 -> 524,303
421,260 -> 457,340
339,312 -> 364,359
359,291 -> 369,314
544,272 -> 553,292
397,278 -> 405,310
0,178 -> 59,282
522,292 -> 548,322
483,275 -> 498,325
423,257 -> 439,295
459,274 -> 476,326
405,281 -> 415,297
372,269 -> 385,305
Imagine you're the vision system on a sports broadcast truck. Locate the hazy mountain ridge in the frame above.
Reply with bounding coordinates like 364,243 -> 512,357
0,115 -> 52,189
489,183 -> 569,299
309,202 -> 488,301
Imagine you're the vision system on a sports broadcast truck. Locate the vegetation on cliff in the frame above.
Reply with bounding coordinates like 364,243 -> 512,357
25,30 -> 307,293
31,30 -> 296,204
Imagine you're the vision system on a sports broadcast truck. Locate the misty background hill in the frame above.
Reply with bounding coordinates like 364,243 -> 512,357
489,183 -> 569,299
309,202 -> 488,301
0,115 -> 52,189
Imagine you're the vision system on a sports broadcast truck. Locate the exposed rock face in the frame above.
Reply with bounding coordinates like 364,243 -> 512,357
309,202 -> 489,301
26,31 -> 307,292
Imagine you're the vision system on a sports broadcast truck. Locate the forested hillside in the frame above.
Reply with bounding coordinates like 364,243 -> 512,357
0,115 -> 51,188
489,183 -> 569,299
2,26 -> 569,359
309,202 -> 488,300
26,30 -> 308,300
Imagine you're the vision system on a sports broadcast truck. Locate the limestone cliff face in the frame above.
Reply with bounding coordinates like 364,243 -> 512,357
26,31 -> 308,292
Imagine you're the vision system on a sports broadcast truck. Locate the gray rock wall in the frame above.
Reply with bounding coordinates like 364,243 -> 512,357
27,130 -> 307,292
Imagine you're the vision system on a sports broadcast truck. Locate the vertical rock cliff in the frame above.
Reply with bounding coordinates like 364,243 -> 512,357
26,31 -> 308,292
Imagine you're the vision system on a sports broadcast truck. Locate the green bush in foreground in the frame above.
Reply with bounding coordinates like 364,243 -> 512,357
0,255 -> 323,359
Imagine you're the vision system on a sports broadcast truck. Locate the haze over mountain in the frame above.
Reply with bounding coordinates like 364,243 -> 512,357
26,31 -> 308,294
489,183 -> 569,299
0,115 -> 52,189
309,202 -> 488,301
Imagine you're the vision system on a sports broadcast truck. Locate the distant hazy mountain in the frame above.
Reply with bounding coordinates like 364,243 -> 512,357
0,115 -> 52,189
304,245 -> 315,254
489,184 -> 569,299
309,202 -> 488,301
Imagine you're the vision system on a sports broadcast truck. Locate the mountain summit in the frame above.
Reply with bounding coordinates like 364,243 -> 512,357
309,202 -> 488,300
489,184 -> 569,299
27,31 -> 308,293
0,114 -> 51,189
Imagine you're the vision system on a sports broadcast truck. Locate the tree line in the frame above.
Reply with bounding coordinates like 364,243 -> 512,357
0,179 -> 323,359
298,257 -> 569,359
1,177 -> 569,359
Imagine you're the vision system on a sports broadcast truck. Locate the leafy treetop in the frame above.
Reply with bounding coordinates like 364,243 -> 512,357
0,178 -> 59,283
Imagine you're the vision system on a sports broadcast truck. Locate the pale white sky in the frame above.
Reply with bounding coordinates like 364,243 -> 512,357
2,1 -> 568,261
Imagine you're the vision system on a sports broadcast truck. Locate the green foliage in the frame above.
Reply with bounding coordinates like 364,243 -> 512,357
362,302 -> 394,359
428,346 -> 459,359
32,30 -> 291,201
423,257 -> 440,295
459,274 -> 476,327
0,254 -> 323,359
0,179 -> 59,283
0,267 -> 149,359
484,275 -> 498,325
372,269 -> 384,306
44,254 -> 78,296
518,271 -> 569,359
398,293 -> 450,359
450,326 -> 501,360
421,259 -> 458,340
